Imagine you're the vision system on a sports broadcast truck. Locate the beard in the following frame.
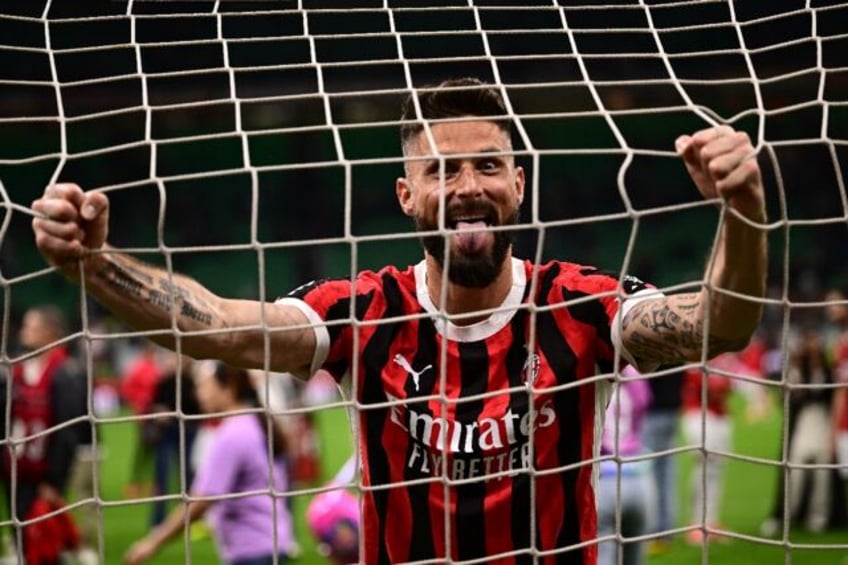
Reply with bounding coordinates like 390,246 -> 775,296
415,203 -> 519,289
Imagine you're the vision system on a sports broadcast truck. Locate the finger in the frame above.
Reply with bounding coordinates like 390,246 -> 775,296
675,134 -> 703,176
44,182 -> 85,207
32,217 -> 85,241
690,124 -> 735,149
701,131 -> 753,168
715,157 -> 761,195
676,134 -> 720,197
705,141 -> 754,180
81,190 -> 108,221
32,228 -> 85,262
675,134 -> 693,156
32,196 -> 80,222
80,191 -> 109,249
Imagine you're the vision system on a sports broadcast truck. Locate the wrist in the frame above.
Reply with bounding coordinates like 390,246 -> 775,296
726,193 -> 766,223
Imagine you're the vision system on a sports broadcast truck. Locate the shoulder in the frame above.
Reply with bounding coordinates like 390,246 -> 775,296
279,265 -> 418,324
217,413 -> 259,436
282,265 -> 415,301
537,260 -> 651,295
212,415 -> 260,452
529,260 -> 616,294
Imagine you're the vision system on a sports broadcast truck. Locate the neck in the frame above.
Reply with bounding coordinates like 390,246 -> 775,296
29,345 -> 65,363
425,255 -> 514,326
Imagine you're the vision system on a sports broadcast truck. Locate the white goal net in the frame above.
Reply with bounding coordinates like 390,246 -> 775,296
1,1 -> 847,564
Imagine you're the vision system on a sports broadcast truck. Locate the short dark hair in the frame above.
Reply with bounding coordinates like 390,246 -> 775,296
399,77 -> 512,150
209,362 -> 289,458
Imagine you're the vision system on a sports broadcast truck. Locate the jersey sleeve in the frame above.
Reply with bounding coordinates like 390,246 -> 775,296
276,274 -> 382,382
610,290 -> 665,373
572,268 -> 662,373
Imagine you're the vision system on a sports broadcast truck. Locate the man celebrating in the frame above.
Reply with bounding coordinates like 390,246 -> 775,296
32,78 -> 767,563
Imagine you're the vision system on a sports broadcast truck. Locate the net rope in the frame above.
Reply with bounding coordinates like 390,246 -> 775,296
1,1 -> 846,564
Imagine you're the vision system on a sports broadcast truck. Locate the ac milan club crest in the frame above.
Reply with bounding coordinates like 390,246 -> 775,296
523,352 -> 540,388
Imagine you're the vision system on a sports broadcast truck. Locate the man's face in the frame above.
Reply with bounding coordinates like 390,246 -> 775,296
396,120 -> 525,288
193,361 -> 226,414
18,311 -> 56,351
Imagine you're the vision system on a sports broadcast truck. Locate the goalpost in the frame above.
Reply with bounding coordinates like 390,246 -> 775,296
1,1 -> 846,563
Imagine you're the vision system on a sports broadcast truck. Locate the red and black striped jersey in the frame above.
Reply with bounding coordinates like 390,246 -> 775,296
279,258 -> 653,564
4,347 -> 67,481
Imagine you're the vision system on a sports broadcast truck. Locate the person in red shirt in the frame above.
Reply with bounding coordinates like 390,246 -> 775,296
119,340 -> 165,498
681,346 -> 768,544
1,305 -> 86,560
32,77 -> 768,563
827,289 -> 848,477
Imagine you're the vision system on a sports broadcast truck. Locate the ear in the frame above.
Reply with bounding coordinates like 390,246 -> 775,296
514,165 -> 526,205
396,177 -> 415,217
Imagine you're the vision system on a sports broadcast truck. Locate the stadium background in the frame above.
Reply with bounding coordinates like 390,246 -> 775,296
2,1 -> 846,316
1,1 -> 847,563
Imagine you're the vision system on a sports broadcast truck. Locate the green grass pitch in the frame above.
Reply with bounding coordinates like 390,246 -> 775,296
16,392 -> 848,564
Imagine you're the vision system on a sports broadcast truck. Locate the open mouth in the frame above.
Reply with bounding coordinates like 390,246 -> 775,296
448,214 -> 494,231
449,215 -> 493,253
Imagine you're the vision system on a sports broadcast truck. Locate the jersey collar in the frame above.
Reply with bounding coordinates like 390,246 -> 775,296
414,257 -> 526,342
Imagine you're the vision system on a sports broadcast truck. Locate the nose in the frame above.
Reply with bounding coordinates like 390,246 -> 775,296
453,163 -> 482,198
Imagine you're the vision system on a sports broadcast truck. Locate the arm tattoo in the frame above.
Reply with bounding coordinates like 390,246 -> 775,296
622,294 -> 749,364
95,257 -> 214,327
178,298 -> 213,325
96,260 -> 146,298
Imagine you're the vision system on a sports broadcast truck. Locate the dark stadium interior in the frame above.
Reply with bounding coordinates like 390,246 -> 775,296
1,1 -> 846,330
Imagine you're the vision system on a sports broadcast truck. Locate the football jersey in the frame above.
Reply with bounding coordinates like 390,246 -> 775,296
5,347 -> 67,482
279,258 -> 654,564
830,332 -> 848,431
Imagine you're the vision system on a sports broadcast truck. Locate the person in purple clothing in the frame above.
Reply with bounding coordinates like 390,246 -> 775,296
124,360 -> 296,565
597,366 -> 654,565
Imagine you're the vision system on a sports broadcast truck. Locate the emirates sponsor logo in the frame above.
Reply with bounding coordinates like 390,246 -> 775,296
387,394 -> 556,454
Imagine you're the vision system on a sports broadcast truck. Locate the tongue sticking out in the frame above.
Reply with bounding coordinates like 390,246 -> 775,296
453,221 -> 489,254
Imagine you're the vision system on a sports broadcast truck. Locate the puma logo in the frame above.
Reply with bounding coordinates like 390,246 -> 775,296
393,354 -> 433,392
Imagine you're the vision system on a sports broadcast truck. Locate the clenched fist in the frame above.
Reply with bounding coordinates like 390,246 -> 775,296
676,125 -> 765,221
31,183 -> 109,279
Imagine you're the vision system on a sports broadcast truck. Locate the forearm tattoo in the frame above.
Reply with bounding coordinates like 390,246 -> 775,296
96,257 -> 213,326
621,293 -> 749,364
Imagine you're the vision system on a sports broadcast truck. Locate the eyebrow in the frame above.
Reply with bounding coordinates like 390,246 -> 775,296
418,146 -> 510,167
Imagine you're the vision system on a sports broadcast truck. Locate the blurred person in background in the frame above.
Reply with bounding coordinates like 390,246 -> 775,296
681,345 -> 770,544
762,320 -> 846,536
827,288 -> 848,483
124,361 -> 297,565
640,365 -> 683,555
119,340 -> 165,498
145,352 -> 200,527
307,455 -> 360,565
596,366 -> 654,565
250,369 -> 322,489
65,339 -> 100,565
0,305 -> 86,562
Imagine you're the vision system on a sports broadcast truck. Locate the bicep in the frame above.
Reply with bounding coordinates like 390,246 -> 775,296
217,298 -> 317,375
619,292 -> 706,367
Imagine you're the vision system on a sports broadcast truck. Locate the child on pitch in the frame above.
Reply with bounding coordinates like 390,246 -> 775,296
596,365 -> 654,565
307,455 -> 360,564
124,361 -> 297,565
